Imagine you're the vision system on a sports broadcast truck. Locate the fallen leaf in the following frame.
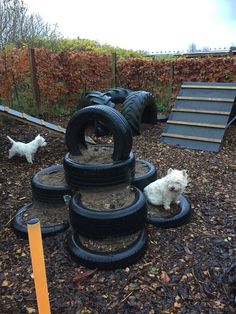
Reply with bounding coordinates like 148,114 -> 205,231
26,307 -> 36,314
160,271 -> 170,284
174,302 -> 182,308
2,280 -> 9,287
73,269 -> 97,285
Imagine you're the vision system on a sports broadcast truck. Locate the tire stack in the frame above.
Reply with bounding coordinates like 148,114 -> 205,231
64,105 -> 150,270
11,164 -> 72,238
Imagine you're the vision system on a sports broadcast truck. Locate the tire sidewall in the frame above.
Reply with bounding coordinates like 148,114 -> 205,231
69,187 -> 147,238
63,150 -> 135,188
146,194 -> 191,228
65,105 -> 132,161
11,204 -> 69,238
31,164 -> 71,203
132,160 -> 157,191
67,228 -> 148,270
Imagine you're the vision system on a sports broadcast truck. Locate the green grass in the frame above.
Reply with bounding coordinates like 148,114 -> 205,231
155,85 -> 173,113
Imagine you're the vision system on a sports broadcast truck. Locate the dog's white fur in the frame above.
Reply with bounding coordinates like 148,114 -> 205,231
7,134 -> 47,163
144,168 -> 188,210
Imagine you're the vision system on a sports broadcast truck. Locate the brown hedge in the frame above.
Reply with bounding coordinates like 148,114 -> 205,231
0,48 -> 235,111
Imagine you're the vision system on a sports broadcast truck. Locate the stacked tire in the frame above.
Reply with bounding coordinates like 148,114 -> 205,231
103,87 -> 131,104
31,164 -> 72,204
65,105 -> 149,270
132,160 -> 158,191
11,164 -> 71,237
77,91 -> 116,136
122,91 -> 157,135
77,88 -> 157,136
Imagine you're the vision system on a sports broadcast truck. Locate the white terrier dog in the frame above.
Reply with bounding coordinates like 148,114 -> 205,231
144,168 -> 188,210
7,134 -> 47,163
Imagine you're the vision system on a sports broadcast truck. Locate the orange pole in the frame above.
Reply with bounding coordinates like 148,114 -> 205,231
27,218 -> 51,314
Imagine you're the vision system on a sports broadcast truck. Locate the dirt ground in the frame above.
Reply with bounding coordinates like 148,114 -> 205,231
0,115 -> 235,313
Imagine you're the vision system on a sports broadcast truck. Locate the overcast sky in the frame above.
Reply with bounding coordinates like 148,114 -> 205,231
25,0 -> 236,53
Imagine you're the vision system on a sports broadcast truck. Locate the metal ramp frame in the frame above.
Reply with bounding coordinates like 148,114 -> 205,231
160,82 -> 236,152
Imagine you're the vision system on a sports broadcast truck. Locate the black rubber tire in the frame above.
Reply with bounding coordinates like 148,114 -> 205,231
11,204 -> 69,238
146,195 -> 191,228
65,105 -> 133,160
103,87 -> 131,104
122,91 -> 157,135
69,186 -> 147,238
77,92 -> 116,136
31,164 -> 72,204
64,149 -> 135,189
77,91 -> 115,109
67,228 -> 148,270
132,160 -> 157,191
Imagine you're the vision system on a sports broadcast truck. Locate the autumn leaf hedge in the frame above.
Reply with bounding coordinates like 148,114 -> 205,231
0,48 -> 235,112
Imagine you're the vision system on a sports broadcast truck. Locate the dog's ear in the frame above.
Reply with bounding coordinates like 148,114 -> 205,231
182,170 -> 188,178
167,168 -> 173,174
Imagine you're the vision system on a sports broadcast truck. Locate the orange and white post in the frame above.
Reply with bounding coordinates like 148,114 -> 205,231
27,218 -> 51,314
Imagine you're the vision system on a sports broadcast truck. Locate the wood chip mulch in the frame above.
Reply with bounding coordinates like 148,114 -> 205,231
0,116 -> 235,314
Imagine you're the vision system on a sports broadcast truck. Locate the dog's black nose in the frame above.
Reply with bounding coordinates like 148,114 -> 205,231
170,187 -> 175,191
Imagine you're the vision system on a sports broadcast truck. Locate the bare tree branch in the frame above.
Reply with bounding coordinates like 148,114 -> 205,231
0,0 -> 59,48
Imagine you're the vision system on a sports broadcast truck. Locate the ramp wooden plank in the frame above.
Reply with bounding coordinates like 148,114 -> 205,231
182,82 -> 236,87
172,109 -> 230,115
177,96 -> 234,102
161,133 -> 222,143
160,136 -> 221,152
167,120 -> 225,129
182,85 -> 236,90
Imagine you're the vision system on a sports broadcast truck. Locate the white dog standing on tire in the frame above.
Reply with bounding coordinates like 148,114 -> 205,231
143,168 -> 189,210
7,134 -> 47,163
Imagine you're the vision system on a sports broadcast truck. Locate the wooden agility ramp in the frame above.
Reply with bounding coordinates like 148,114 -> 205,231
160,82 -> 236,152
0,105 -> 66,135
0,105 -> 95,144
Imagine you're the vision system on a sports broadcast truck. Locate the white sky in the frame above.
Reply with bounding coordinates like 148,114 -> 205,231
25,0 -> 236,53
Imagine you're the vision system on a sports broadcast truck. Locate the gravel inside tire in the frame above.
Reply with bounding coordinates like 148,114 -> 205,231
146,194 -> 191,228
11,204 -> 69,238
31,164 -> 72,204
